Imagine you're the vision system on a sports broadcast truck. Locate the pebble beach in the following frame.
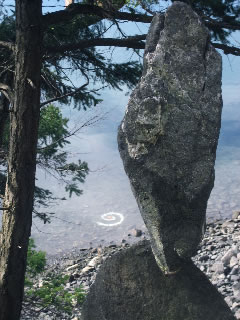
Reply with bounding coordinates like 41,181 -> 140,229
21,211 -> 240,320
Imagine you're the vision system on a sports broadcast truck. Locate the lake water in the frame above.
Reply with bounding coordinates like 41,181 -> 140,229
30,93 -> 240,255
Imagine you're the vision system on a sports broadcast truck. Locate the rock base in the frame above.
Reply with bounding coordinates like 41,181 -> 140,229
82,240 -> 235,320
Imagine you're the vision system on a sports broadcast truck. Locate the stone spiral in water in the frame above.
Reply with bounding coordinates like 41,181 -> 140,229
97,212 -> 124,227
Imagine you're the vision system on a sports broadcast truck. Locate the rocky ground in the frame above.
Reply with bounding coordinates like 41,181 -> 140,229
21,212 -> 240,320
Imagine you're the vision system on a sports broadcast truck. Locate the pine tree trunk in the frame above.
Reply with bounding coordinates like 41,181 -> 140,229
0,73 -> 13,169
0,73 -> 12,151
0,95 -> 9,162
0,1 -> 42,319
0,95 -> 9,147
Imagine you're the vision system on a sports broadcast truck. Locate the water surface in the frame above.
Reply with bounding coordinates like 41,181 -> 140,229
32,98 -> 240,254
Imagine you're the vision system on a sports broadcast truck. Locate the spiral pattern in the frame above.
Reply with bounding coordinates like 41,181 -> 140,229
97,212 -> 124,227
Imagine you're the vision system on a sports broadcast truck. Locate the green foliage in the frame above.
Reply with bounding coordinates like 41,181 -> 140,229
38,105 -> 69,148
35,105 -> 90,216
96,61 -> 142,90
0,104 -> 89,221
65,183 -> 83,197
26,274 -> 85,314
127,0 -> 240,44
42,9 -> 143,110
188,0 -> 240,20
181,0 -> 240,43
37,104 -> 70,164
26,238 -> 46,277
34,186 -> 56,208
25,238 -> 85,315
0,8 -> 143,110
0,14 -> 15,42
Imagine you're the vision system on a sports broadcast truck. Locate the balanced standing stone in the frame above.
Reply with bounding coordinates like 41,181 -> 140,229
118,2 -> 222,274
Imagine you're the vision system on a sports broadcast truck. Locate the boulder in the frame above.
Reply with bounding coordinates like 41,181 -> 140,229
118,2 -> 222,273
81,241 -> 235,320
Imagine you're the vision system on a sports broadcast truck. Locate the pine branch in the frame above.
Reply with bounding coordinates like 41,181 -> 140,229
43,3 -> 240,32
37,113 -> 105,152
43,4 -> 153,27
40,81 -> 89,108
45,35 -> 146,55
212,42 -> 240,56
204,17 -> 240,31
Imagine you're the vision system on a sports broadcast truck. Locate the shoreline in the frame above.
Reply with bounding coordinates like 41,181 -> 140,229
44,215 -> 236,263
21,213 -> 240,320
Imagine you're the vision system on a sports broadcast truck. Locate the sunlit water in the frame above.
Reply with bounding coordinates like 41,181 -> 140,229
30,105 -> 240,254
1,97 -> 240,255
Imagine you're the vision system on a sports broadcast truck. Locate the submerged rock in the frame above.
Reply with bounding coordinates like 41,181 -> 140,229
82,240 -> 235,320
118,2 -> 222,273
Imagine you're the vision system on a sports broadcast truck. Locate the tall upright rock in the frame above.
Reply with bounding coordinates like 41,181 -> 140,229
118,2 -> 222,274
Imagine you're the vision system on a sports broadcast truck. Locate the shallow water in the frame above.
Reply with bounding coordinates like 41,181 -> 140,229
30,108 -> 240,254
1,95 -> 240,254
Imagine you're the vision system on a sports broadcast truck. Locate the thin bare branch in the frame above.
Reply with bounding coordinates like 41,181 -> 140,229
41,71 -> 62,96
113,19 -> 127,38
40,80 -> 89,108
37,113 -> 105,152
32,219 -> 52,234
50,215 -> 81,226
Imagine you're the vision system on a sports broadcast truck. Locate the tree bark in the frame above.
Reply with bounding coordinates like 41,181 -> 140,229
0,1 -> 42,319
0,95 -> 9,150
0,73 -> 13,156
0,95 -> 9,185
